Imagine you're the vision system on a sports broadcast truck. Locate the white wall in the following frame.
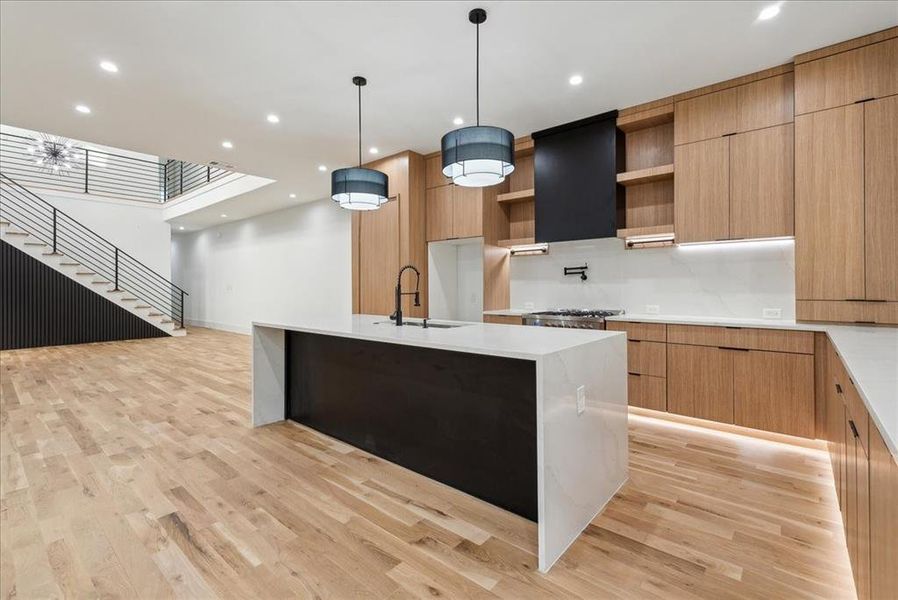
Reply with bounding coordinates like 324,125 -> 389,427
427,238 -> 483,322
171,198 -> 351,333
40,191 -> 172,278
510,237 -> 795,319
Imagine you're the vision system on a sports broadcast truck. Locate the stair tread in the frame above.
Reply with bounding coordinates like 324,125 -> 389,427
4,231 -> 28,235
24,241 -> 46,246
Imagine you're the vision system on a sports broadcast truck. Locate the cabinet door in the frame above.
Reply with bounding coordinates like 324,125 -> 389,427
425,186 -> 453,242
674,87 -> 737,145
865,95 -> 898,301
736,72 -> 794,132
795,104 -> 865,300
795,38 -> 898,115
674,137 -> 729,242
667,344 -> 734,423
628,374 -> 666,411
870,425 -> 898,600
733,350 -> 814,438
856,436 -> 871,600
729,124 -> 794,239
359,198 -> 400,315
452,185 -> 483,239
845,422 -> 858,581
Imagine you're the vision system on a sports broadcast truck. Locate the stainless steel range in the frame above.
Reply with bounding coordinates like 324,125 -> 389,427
522,309 -> 624,330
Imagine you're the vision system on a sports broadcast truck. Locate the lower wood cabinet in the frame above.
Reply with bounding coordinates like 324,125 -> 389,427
627,374 -> 666,411
870,424 -> 898,600
733,350 -> 814,438
667,343 -> 734,423
482,314 -> 523,325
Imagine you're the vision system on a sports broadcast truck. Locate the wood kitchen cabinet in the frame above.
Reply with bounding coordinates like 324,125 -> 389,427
733,349 -> 814,438
667,343 -> 734,423
795,103 -> 866,301
870,424 -> 898,600
628,374 -> 666,412
729,124 -> 794,239
795,37 -> 898,115
426,184 -> 483,241
675,73 -> 794,145
864,95 -> 898,302
674,137 -> 729,243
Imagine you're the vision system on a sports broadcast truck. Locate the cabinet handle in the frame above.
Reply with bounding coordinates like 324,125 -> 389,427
835,383 -> 843,394
718,346 -> 749,352
630,339 -> 641,344
849,419 -> 859,439
722,132 -> 737,137
725,326 -> 742,330
854,97 -> 875,104
628,372 -> 641,377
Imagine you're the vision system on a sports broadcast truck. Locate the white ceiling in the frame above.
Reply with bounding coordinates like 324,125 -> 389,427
1,1 -> 896,228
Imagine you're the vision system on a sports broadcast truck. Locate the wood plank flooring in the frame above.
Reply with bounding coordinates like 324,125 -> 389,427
1,327 -> 855,599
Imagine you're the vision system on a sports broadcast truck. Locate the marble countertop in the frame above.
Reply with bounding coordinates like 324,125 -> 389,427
607,313 -> 897,459
253,314 -> 622,361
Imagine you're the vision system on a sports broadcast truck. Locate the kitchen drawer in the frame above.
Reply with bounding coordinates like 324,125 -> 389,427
606,321 -> 666,342
483,314 -> 523,325
628,340 -> 666,377
628,374 -> 666,411
667,324 -> 814,354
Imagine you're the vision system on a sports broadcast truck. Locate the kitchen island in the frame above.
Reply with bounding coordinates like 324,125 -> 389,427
251,314 -> 628,572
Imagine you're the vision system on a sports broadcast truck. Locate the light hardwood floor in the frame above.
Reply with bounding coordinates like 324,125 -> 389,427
1,328 -> 855,599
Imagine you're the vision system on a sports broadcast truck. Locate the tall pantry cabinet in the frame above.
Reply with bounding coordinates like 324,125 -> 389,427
794,34 -> 898,324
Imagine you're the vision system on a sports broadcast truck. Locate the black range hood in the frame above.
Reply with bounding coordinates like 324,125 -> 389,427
532,110 -> 621,243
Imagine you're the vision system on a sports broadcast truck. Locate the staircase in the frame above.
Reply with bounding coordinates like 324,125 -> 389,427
0,173 -> 186,339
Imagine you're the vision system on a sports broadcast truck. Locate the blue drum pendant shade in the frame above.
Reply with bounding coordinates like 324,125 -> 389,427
441,8 -> 514,187
332,76 -> 389,210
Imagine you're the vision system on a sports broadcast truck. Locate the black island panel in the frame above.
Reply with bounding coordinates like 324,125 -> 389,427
285,331 -> 538,521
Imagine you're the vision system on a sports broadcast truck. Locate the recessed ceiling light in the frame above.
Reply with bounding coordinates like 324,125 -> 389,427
221,140 -> 233,149
569,74 -> 583,86
220,214 -> 228,218
318,165 -> 327,172
369,147 -> 379,155
266,114 -> 280,124
99,60 -> 118,73
757,3 -> 781,20
75,104 -> 91,114
453,116 -> 464,126
289,193 -> 296,198
178,226 -> 185,230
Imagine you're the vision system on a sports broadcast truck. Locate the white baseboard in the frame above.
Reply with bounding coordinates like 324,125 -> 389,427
186,319 -> 251,335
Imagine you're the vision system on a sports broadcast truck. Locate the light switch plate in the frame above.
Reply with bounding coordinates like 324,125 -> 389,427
646,305 -> 660,314
576,385 -> 586,415
763,308 -> 782,319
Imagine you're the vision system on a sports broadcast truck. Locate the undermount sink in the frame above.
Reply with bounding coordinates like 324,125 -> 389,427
373,320 -> 465,329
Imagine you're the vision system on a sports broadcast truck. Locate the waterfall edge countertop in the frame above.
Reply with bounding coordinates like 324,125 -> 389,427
253,314 -> 623,360
606,313 -> 898,460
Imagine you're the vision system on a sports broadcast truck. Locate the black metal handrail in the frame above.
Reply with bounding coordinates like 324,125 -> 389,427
0,132 -> 230,204
0,173 -> 188,329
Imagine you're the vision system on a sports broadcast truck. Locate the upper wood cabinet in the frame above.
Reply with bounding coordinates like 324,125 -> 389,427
425,184 -> 483,241
675,87 -> 737,145
795,103 -> 866,301
675,73 -> 794,145
674,137 -> 729,242
424,154 -> 452,188
795,37 -> 898,115
729,124 -> 794,239
675,125 -> 793,243
864,95 -> 898,301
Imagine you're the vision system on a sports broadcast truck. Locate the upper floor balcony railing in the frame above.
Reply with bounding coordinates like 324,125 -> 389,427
0,131 -> 230,204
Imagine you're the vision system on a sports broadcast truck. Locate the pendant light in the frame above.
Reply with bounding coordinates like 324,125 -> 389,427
331,76 -> 389,210
441,8 -> 515,188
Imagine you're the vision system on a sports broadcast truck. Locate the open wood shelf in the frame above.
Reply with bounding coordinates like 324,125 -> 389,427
496,188 -> 535,204
498,237 -> 536,248
616,224 -> 674,239
616,164 -> 674,186
616,104 -> 674,133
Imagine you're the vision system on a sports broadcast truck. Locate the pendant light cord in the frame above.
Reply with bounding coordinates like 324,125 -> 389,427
357,83 -> 362,167
475,20 -> 480,126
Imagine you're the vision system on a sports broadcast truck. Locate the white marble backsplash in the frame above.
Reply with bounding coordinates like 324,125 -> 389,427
510,237 -> 795,319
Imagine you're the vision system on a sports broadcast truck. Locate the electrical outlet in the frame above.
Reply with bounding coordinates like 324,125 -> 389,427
576,386 -> 586,415
763,308 -> 782,319
646,305 -> 660,314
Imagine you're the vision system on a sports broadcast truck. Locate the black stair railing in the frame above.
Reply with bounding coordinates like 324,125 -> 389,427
0,132 -> 230,203
0,173 -> 187,329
